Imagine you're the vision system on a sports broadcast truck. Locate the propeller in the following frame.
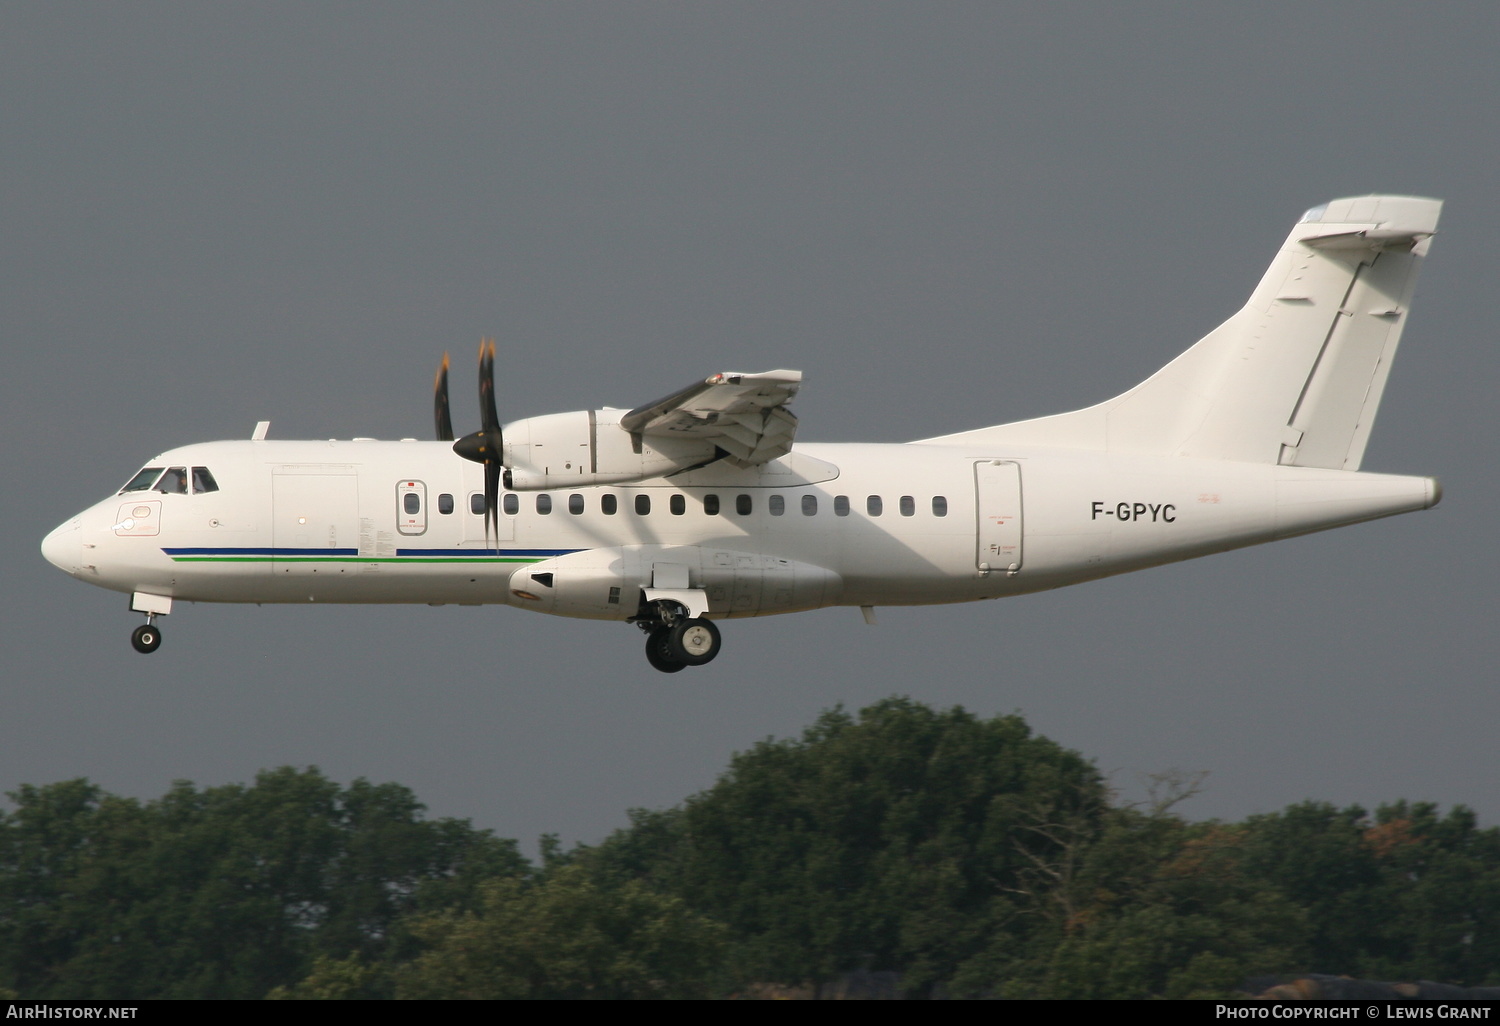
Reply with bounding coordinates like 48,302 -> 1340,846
433,352 -> 453,442
450,339 -> 505,546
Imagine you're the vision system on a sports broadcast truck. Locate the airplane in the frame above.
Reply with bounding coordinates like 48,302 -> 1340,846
41,195 -> 1444,673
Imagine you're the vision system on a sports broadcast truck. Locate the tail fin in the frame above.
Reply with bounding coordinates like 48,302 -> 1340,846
923,195 -> 1440,469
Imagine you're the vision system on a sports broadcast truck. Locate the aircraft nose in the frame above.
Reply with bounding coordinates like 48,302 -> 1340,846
41,518 -> 80,576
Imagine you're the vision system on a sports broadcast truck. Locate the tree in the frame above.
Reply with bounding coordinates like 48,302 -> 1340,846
1239,801 -> 1500,984
0,768 -> 523,999
392,865 -> 727,999
988,815 -> 1307,998
589,696 -> 1107,994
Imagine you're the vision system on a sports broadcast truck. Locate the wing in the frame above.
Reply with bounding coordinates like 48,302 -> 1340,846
619,369 -> 802,468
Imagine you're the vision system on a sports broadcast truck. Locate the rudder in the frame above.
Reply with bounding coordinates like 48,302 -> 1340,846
1274,197 -> 1440,469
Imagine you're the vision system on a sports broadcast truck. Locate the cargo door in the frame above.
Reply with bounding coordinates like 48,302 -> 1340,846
272,470 -> 360,574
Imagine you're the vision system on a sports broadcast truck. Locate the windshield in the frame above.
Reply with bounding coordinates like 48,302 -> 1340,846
120,467 -> 163,493
156,467 -> 188,494
118,464 -> 222,495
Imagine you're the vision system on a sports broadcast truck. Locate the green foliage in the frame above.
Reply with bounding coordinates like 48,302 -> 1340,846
1238,800 -> 1500,985
394,865 -> 727,999
588,696 -> 1107,993
581,707 -> 1500,998
974,814 -> 1308,998
0,768 -> 522,999
9,701 -> 1500,1000
266,954 -> 392,1000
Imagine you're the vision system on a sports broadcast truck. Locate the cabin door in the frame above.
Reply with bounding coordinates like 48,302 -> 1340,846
974,460 -> 1023,574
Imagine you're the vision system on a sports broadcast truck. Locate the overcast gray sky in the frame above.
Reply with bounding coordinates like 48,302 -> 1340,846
4,3 -> 1497,850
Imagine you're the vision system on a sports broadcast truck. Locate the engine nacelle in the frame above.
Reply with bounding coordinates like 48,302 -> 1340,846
502,409 -> 716,490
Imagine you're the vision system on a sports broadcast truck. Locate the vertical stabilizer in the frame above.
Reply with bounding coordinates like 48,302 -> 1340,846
921,196 -> 1440,468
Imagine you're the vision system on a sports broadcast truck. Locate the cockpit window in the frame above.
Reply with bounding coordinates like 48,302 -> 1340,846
192,467 -> 219,494
121,467 -> 164,493
156,467 -> 188,494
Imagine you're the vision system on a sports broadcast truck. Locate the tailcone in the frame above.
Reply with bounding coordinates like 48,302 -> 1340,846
1274,468 -> 1436,539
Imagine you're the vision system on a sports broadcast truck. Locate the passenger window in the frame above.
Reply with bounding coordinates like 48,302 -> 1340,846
191,468 -> 219,494
802,495 -> 818,516
900,495 -> 915,517
503,493 -> 519,516
635,494 -> 651,515
536,494 -> 552,515
568,493 -> 585,515
437,493 -> 454,515
404,493 -> 421,515
834,495 -> 850,517
472,493 -> 487,515
867,495 -> 883,517
602,494 -> 618,515
736,494 -> 752,516
769,495 -> 785,516
157,467 -> 188,494
932,495 -> 948,517
703,494 -> 720,516
121,467 -> 163,493
670,494 -> 685,515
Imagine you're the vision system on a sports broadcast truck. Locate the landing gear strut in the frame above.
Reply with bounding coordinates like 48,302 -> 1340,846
131,617 -> 163,654
634,602 -> 722,673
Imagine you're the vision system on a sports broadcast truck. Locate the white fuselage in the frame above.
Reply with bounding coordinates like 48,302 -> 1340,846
38,195 -> 1449,666
41,437 -> 1438,621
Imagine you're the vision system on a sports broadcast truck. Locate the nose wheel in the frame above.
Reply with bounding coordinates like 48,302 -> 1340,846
131,622 -> 163,654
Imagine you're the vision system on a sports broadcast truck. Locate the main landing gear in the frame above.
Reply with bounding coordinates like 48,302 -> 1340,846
635,602 -> 722,674
131,616 -> 163,654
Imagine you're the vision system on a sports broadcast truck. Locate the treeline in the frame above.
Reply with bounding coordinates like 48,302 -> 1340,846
3,697 -> 1499,999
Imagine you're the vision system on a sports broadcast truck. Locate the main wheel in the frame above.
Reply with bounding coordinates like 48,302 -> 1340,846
667,618 -> 721,666
131,623 -> 162,654
644,627 -> 686,673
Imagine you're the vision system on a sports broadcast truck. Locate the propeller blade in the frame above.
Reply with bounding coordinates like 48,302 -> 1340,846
451,339 -> 505,464
478,338 -> 501,448
448,338 -> 506,552
434,352 -> 453,442
484,460 -> 501,551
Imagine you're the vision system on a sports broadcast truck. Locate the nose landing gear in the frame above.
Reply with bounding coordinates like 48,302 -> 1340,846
128,593 -> 172,654
131,618 -> 163,654
634,601 -> 722,673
